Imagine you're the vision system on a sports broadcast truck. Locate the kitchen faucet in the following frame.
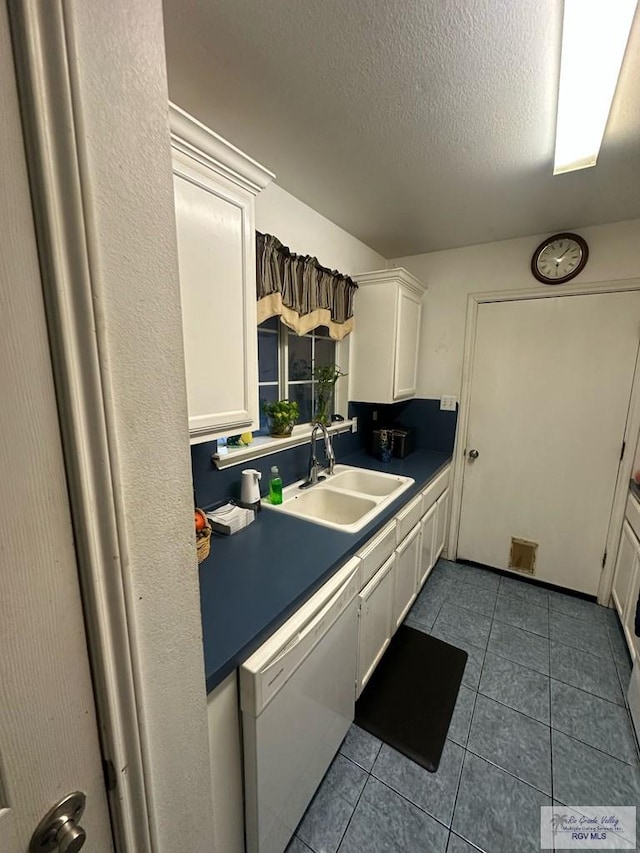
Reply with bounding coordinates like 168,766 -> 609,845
300,422 -> 335,489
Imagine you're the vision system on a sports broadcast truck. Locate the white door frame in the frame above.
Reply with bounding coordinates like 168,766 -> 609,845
8,1 -> 213,850
448,278 -> 640,606
9,2 -> 151,848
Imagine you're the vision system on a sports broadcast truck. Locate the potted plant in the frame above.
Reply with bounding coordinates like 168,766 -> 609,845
262,399 -> 299,437
313,363 -> 347,426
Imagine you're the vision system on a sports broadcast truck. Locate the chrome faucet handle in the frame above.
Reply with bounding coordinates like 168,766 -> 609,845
324,433 -> 335,475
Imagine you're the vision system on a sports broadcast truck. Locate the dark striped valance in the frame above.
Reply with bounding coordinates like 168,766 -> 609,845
256,232 -> 358,340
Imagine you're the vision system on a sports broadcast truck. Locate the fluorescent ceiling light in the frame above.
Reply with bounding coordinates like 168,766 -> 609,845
554,0 -> 638,175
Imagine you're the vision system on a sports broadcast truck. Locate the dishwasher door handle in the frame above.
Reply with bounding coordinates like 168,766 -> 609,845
264,565 -> 358,670
253,566 -> 359,712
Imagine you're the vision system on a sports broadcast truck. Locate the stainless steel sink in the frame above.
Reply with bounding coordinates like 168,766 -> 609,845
262,464 -> 414,532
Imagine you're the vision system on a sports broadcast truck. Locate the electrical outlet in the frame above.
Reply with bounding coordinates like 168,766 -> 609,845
440,395 -> 457,411
372,410 -> 378,421
351,417 -> 358,433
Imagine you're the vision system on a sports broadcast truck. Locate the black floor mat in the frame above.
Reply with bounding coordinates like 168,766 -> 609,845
354,625 -> 468,772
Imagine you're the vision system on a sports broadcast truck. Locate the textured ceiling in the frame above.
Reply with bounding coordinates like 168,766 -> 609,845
162,0 -> 640,257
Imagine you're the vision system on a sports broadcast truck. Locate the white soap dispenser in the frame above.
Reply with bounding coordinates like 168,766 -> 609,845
240,468 -> 262,510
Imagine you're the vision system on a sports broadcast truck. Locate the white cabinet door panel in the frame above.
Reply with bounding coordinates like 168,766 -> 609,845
357,554 -> 395,697
393,288 -> 421,400
350,269 -> 426,405
421,466 -> 450,515
613,521 -> 638,619
174,161 -> 258,440
624,564 -> 640,663
357,519 -> 397,588
419,504 -> 437,588
434,488 -> 450,561
396,494 -> 423,543
393,525 -> 421,630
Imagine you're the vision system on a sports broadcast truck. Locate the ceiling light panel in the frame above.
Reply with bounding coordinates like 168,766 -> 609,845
554,0 -> 638,175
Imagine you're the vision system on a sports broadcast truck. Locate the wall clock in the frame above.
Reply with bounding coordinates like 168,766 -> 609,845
531,232 -> 589,284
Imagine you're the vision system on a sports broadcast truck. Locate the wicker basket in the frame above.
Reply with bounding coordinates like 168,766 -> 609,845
195,509 -> 212,564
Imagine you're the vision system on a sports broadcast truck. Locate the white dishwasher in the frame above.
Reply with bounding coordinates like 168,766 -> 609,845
240,557 -> 361,853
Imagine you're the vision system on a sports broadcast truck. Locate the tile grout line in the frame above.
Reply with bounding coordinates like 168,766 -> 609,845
449,687 -> 480,843
490,612 -> 549,639
321,743 -> 380,853
446,605 -> 495,844
474,686 -> 549,726
605,618 -> 640,766
463,740 -> 552,798
553,727 -> 640,768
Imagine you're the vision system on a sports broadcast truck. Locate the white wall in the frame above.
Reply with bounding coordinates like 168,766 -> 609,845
393,219 -> 640,399
66,2 -> 213,850
256,182 -> 385,412
256,182 -> 385,276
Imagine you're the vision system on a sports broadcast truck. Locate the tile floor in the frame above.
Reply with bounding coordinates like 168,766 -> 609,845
287,559 -> 640,853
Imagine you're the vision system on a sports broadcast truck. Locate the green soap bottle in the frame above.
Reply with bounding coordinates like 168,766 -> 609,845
269,465 -> 283,505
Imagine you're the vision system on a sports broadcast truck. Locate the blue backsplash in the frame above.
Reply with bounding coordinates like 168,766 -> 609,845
191,398 -> 457,509
349,398 -> 458,455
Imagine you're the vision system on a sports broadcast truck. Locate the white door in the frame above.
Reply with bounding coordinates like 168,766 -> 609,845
458,292 -> 640,595
0,5 -> 113,847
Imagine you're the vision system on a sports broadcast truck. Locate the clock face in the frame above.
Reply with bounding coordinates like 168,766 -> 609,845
531,233 -> 588,284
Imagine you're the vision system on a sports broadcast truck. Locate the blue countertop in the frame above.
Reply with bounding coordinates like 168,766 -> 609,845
198,449 -> 451,692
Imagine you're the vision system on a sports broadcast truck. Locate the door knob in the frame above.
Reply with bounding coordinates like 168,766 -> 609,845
56,821 -> 86,853
30,792 -> 87,853
468,449 -> 479,459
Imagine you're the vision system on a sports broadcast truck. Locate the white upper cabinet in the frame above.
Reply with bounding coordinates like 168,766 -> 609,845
349,268 -> 426,404
170,104 -> 274,443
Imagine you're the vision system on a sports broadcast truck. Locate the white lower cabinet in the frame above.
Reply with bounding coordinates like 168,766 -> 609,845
207,672 -> 245,853
613,521 -> 638,619
419,503 -> 437,588
611,497 -> 640,663
434,487 -> 451,561
626,567 -> 640,662
396,493 -> 423,543
393,524 -> 421,630
356,554 -> 395,698
357,519 -> 397,588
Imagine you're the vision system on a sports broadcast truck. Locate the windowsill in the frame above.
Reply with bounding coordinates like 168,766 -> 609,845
212,420 -> 356,469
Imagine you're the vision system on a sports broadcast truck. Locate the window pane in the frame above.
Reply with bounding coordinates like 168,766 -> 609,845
289,383 -> 313,424
259,316 -> 279,332
288,333 -> 312,381
257,384 -> 279,434
314,337 -> 336,372
315,325 -> 331,338
258,330 -> 278,382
